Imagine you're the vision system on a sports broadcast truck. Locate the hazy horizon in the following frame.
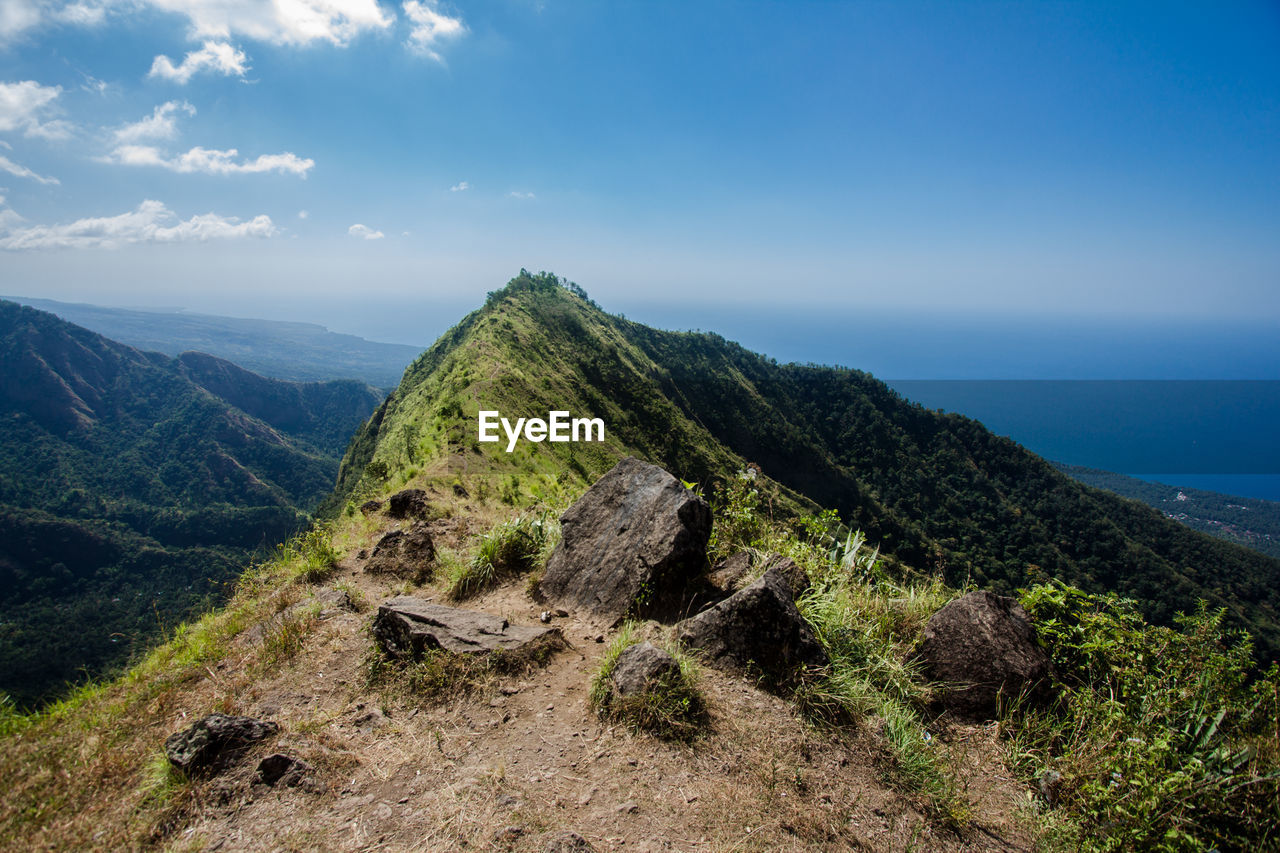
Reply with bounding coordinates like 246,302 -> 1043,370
9,289 -> 1280,382
2,1 -> 1278,339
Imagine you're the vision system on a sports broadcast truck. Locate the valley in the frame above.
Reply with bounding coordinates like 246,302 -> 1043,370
0,300 -> 383,707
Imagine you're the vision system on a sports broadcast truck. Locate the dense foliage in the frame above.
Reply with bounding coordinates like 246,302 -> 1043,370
1012,582 -> 1280,850
1059,464 -> 1280,561
0,301 -> 379,707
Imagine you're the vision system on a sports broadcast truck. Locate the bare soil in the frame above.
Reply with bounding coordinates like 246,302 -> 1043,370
155,505 -> 1035,852
2,485 -> 1037,852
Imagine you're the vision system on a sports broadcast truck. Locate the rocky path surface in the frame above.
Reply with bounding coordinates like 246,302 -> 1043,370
136,464 -> 1036,851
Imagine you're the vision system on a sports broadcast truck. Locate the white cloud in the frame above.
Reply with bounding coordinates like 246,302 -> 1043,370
508,190 -> 535,200
449,180 -> 468,192
80,74 -> 110,95
403,0 -> 464,62
297,209 -> 308,219
139,0 -> 392,46
0,198 -> 276,250
0,152 -> 59,184
0,194 -> 23,230
54,2 -> 106,26
348,223 -> 384,240
0,80 -> 72,140
114,101 -> 195,143
1,0 -> 111,42
149,41 -> 249,84
0,0 -> 43,42
106,144 -> 314,177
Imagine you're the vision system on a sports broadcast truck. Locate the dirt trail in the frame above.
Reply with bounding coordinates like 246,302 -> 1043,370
157,505 -> 1034,852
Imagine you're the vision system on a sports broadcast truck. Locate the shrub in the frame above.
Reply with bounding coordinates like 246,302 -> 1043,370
447,512 -> 556,600
1007,581 -> 1280,851
708,467 -> 767,560
275,524 -> 339,583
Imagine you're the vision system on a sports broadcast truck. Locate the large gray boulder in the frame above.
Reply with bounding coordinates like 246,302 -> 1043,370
676,567 -> 826,682
539,457 -> 711,622
164,714 -> 278,775
374,597 -> 563,662
916,590 -> 1052,719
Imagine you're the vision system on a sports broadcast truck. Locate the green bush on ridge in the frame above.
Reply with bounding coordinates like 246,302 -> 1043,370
1007,581 -> 1280,851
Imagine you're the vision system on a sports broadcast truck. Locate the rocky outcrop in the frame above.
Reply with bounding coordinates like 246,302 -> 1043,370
915,590 -> 1052,719
374,597 -> 564,662
708,551 -> 754,592
164,714 -> 278,775
256,753 -> 313,788
539,457 -> 711,622
610,642 -> 681,697
676,567 -> 826,682
709,552 -> 809,598
365,523 -> 436,577
761,555 -> 810,598
387,488 -> 430,519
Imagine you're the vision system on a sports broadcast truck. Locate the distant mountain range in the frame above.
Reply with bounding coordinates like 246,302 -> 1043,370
3,296 -> 424,390
0,300 -> 383,707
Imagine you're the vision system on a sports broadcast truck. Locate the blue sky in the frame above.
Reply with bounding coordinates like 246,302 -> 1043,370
1,1 -> 1278,356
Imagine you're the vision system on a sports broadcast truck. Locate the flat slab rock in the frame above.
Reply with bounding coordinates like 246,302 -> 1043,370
539,456 -> 711,622
916,590 -> 1052,719
374,597 -> 563,661
677,567 -> 827,681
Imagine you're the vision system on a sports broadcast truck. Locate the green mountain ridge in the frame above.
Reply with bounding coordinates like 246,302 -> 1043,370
336,272 -> 1280,662
0,299 -> 383,707
3,274 -> 1278,852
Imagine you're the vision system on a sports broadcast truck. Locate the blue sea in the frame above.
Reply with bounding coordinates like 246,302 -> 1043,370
615,305 -> 1280,504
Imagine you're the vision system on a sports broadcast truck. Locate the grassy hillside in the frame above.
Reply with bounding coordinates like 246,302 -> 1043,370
0,300 -> 381,707
334,272 -> 1280,663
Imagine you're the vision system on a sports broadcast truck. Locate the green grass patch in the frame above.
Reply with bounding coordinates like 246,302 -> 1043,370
274,524 -> 340,583
796,560 -> 966,824
446,511 -> 557,600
